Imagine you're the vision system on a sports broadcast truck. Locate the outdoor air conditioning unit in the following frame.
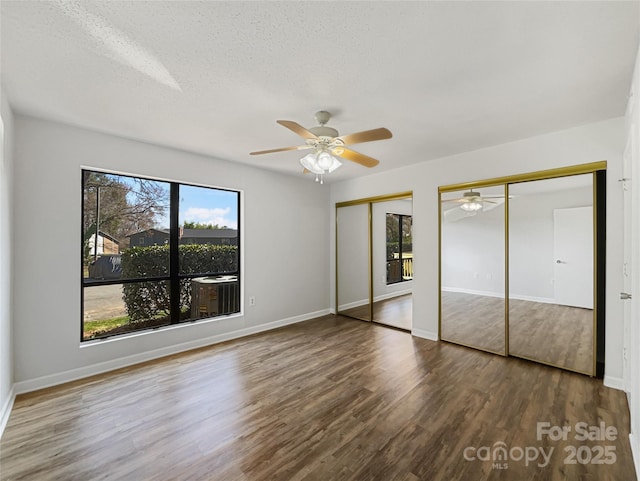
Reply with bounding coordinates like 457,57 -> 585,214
190,276 -> 239,318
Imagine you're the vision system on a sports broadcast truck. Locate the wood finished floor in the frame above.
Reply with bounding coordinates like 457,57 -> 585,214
341,294 -> 412,331
441,291 -> 594,374
509,299 -> 593,374
1,315 -> 634,481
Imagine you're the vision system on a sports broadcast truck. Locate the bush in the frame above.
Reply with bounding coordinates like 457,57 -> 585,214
121,244 -> 238,322
386,242 -> 412,259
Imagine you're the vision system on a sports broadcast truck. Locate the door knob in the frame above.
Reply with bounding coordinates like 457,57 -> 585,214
556,260 -> 567,264
620,292 -> 632,300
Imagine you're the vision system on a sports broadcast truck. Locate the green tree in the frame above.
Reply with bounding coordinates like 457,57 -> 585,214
182,221 -> 229,229
83,171 -> 169,266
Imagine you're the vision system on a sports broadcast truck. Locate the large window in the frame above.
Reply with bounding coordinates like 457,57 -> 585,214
82,170 -> 240,341
386,213 -> 413,284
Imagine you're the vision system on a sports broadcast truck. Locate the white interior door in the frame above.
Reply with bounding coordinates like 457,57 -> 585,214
622,130 -> 634,389
553,206 -> 593,309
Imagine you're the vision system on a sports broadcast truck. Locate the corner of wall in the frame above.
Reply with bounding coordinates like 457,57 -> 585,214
0,386 -> 15,438
412,328 -> 438,342
630,433 -> 640,481
0,90 -> 15,439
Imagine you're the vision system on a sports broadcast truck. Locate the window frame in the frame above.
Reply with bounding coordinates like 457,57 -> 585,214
81,168 -> 242,342
386,212 -> 412,285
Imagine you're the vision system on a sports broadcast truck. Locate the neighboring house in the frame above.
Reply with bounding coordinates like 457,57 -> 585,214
128,227 -> 238,247
180,228 -> 238,246
128,228 -> 170,247
87,230 -> 120,255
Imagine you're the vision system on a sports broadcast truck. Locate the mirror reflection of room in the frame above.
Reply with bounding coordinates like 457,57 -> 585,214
372,200 -> 413,330
336,203 -> 371,321
440,186 -> 506,354
508,174 -> 594,374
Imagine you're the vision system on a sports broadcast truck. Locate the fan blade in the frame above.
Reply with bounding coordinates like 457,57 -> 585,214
337,127 -> 392,145
250,145 -> 312,155
483,200 -> 498,204
277,120 -> 318,140
334,147 -> 380,168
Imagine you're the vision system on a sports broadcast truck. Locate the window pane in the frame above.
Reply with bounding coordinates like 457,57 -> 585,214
386,214 -> 400,283
83,171 -> 170,282
386,213 -> 413,284
386,213 -> 400,260
178,185 -> 239,275
180,275 -> 240,321
402,216 -> 413,281
83,281 -> 171,340
81,170 -> 242,342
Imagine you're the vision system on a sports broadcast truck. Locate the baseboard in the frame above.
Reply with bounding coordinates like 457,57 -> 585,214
412,328 -> 438,342
442,286 -> 557,305
13,309 -> 330,395
0,385 -> 16,439
604,375 -> 627,392
339,290 -> 412,312
630,433 -> 640,481
373,288 -> 412,303
508,293 -> 558,305
338,299 -> 369,311
441,286 -> 504,299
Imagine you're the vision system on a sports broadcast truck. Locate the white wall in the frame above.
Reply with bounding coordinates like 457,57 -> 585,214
330,117 -> 626,377
510,186 -> 592,302
0,93 -> 15,434
441,201 -> 505,297
625,41 -> 640,478
11,115 -> 330,390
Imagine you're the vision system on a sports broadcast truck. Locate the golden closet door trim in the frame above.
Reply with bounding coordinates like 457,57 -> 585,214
438,161 -> 606,376
336,191 -> 413,322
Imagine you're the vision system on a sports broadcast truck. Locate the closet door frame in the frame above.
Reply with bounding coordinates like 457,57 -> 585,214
336,191 -> 413,323
438,161 -> 606,377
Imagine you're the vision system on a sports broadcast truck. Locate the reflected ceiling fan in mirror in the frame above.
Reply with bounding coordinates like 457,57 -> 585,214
442,190 -> 503,212
250,111 -> 392,184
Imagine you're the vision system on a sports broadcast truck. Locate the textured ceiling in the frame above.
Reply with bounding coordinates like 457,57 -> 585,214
1,1 -> 639,183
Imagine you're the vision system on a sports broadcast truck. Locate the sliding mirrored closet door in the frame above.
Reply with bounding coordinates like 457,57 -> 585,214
508,174 -> 594,374
372,199 -> 413,330
438,162 -> 604,376
337,203 -> 371,321
336,192 -> 413,329
440,186 -> 506,355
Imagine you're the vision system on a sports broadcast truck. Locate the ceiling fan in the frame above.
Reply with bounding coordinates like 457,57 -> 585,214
442,190 -> 504,212
250,111 -> 392,183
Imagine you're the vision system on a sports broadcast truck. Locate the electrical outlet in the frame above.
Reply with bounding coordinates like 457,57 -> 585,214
249,296 -> 256,306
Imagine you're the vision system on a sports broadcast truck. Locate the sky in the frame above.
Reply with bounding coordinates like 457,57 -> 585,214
179,184 -> 238,229
110,173 -> 238,230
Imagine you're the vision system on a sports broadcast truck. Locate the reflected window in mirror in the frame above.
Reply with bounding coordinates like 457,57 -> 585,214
386,213 -> 413,285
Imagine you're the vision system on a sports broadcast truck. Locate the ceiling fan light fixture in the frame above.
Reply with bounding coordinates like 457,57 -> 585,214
252,111 -> 389,179
460,200 -> 483,212
300,150 -> 342,178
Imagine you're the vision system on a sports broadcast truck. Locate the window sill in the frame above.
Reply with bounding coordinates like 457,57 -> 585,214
80,311 -> 244,348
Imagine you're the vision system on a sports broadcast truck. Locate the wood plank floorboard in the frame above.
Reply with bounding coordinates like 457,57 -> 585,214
0,315 -> 634,481
341,294 -> 412,331
442,291 -> 594,373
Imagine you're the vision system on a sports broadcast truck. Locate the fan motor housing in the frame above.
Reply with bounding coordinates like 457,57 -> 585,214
309,125 -> 339,138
